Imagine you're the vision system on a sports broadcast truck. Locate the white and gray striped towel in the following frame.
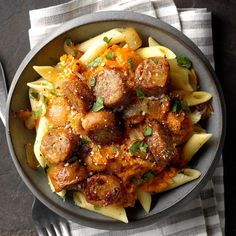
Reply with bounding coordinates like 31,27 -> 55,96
29,1 -> 225,235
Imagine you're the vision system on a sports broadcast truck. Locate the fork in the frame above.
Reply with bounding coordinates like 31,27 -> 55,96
32,199 -> 72,236
0,62 -> 71,236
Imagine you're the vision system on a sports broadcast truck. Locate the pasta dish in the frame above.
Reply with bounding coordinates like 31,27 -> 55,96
20,28 -> 213,223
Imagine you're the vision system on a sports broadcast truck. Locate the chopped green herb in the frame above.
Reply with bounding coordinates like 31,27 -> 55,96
171,99 -> 181,112
130,141 -> 148,156
30,92 -> 39,100
103,36 -> 112,44
136,88 -> 145,99
181,100 -> 190,112
80,136 -> 91,145
92,97 -> 104,112
176,55 -> 192,69
151,58 -> 158,64
87,57 -> 103,67
44,97 -> 49,105
34,109 -> 42,118
90,77 -> 96,87
143,127 -> 153,136
65,38 -> 72,47
67,156 -> 78,164
94,205 -> 102,210
112,146 -> 120,152
128,58 -> 134,72
142,171 -> 155,181
105,51 -> 115,60
131,177 -> 143,186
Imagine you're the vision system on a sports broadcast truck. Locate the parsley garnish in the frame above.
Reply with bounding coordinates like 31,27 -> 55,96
112,146 -> 120,152
143,127 -> 153,136
105,51 -> 115,60
90,77 -> 96,87
92,97 -> 104,112
131,177 -> 143,186
151,58 -> 158,64
130,141 -> 148,156
65,38 -> 72,47
171,99 -> 181,112
135,88 -> 145,99
34,109 -> 42,118
30,92 -> 39,100
67,156 -> 78,164
103,36 -> 112,44
128,58 -> 134,72
176,55 -> 192,69
87,57 -> 103,67
131,171 -> 155,186
80,136 -> 91,145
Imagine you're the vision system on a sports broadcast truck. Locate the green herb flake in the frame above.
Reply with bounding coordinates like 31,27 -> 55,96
151,58 -> 158,64
131,177 -> 143,186
112,146 -> 120,152
176,55 -> 192,69
67,156 -> 78,164
94,205 -> 102,210
80,136 -> 91,145
142,171 -> 155,181
30,92 -> 39,100
105,51 -> 115,60
103,36 -> 112,44
181,100 -> 190,112
92,97 -> 104,112
65,38 -> 72,47
34,109 -> 42,118
128,58 -> 134,72
130,141 -> 148,156
171,99 -> 181,113
135,88 -> 145,99
90,77 -> 96,87
87,57 -> 103,67
143,127 -> 153,136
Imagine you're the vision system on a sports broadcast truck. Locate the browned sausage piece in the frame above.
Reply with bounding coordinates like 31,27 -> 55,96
60,76 -> 94,113
94,69 -> 129,108
135,57 -> 170,96
84,174 -> 124,206
81,110 -> 122,145
40,127 -> 75,164
48,162 -> 88,192
146,121 -> 177,171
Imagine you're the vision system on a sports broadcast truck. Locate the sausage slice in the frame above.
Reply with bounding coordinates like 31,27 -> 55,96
135,57 -> 170,96
84,174 -> 124,206
81,110 -> 122,145
40,127 -> 75,164
48,162 -> 88,192
146,121 -> 177,171
60,76 -> 94,113
94,69 -> 130,108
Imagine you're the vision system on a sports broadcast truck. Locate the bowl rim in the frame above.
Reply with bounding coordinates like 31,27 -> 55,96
6,11 -> 226,230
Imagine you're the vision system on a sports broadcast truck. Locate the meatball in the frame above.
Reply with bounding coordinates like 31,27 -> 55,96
81,110 -> 122,145
146,121 -> 177,171
135,57 -> 170,96
94,69 -> 130,108
84,174 -> 124,206
47,162 -> 88,192
40,127 -> 75,164
60,76 -> 94,113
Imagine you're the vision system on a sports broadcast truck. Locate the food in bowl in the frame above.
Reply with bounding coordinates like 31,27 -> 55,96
19,27 -> 213,223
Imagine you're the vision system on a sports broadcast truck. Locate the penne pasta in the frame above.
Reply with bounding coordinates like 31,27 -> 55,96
136,46 -> 176,59
189,110 -> 202,124
76,28 -> 125,52
137,191 -> 152,213
33,116 -> 49,167
73,192 -> 128,223
182,133 -> 212,162
163,168 -> 201,191
79,40 -> 108,65
33,66 -> 58,82
148,37 -> 160,46
184,91 -> 212,106
122,27 -> 142,50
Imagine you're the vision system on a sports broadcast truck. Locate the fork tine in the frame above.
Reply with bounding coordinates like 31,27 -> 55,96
60,221 -> 72,236
35,224 -> 49,236
45,224 -> 57,236
52,222 -> 63,236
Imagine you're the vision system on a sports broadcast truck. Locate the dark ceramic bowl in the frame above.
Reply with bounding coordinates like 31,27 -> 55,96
6,11 -> 226,230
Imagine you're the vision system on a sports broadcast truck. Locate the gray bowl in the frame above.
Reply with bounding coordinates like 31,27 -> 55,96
6,11 -> 226,230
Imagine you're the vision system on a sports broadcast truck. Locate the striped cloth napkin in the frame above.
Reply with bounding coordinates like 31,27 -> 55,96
28,0 -> 225,235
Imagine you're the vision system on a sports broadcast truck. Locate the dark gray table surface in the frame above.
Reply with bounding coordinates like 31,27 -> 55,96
0,0 -> 235,235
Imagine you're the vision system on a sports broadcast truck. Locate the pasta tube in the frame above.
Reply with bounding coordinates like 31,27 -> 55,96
136,46 -> 176,59
137,191 -> 151,213
33,66 -> 58,82
73,192 -> 128,223
148,37 -> 160,46
182,133 -> 212,162
184,91 -> 212,106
